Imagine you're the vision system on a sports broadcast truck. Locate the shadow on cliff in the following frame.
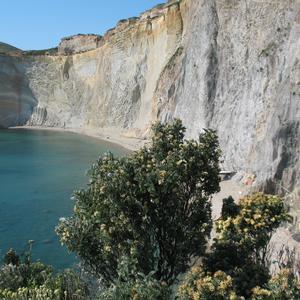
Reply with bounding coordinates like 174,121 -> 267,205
0,55 -> 37,128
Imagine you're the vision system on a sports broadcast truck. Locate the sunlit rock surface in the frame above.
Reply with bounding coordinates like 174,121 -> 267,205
58,34 -> 102,55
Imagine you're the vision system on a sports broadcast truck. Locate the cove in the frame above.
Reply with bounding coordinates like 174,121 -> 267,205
0,129 -> 126,270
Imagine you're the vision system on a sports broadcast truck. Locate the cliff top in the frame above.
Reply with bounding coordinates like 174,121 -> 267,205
103,0 -> 181,42
2,0 -> 181,57
61,33 -> 102,42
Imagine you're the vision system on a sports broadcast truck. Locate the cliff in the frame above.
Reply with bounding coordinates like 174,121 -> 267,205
0,0 -> 299,195
58,34 -> 102,54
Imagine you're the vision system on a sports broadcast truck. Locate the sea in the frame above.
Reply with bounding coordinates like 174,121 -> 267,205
0,129 -> 126,270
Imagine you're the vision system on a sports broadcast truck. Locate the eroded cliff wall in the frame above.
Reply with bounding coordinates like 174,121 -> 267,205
0,0 -> 299,193
0,56 -> 36,127
155,0 -> 300,192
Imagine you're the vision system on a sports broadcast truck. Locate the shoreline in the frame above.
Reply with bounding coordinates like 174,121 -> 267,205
9,126 -> 149,151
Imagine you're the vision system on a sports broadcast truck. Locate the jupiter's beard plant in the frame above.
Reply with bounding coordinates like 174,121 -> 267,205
57,119 -> 221,288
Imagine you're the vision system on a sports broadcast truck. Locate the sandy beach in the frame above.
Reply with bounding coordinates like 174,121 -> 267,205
10,126 -> 148,151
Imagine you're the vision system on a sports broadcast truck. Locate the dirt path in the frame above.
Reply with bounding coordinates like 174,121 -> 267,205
211,179 -> 249,220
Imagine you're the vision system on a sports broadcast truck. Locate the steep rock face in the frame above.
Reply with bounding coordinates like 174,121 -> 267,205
155,0 -> 300,192
210,0 -> 300,192
23,1 -> 183,135
0,55 -> 36,127
0,0 -> 299,193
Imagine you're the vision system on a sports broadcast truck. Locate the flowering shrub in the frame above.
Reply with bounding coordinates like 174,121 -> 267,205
0,285 -> 59,300
57,119 -> 221,285
177,267 -> 243,300
0,247 -> 87,300
251,269 -> 300,300
215,193 -> 290,259
177,267 -> 300,300
205,193 -> 291,297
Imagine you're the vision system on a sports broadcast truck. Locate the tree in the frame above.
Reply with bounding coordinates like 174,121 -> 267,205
205,193 -> 291,297
57,119 -> 221,285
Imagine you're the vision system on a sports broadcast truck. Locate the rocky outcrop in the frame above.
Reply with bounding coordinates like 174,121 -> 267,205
0,0 -> 299,194
58,34 -> 102,55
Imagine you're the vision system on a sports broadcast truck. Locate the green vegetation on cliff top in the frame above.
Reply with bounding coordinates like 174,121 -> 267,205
0,42 -> 21,54
0,41 -> 58,56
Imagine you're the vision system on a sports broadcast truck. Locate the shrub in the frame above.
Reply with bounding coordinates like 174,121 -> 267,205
98,254 -> 171,300
251,269 -> 300,299
4,249 -> 20,266
0,247 -> 88,300
0,257 -> 52,292
205,193 -> 291,296
177,267 -> 243,300
57,119 -> 221,285
0,285 -> 60,300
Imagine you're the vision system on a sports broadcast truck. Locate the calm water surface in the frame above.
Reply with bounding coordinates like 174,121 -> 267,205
0,129 -> 126,270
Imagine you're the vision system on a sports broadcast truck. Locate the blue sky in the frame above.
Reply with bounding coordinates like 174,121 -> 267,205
0,1 -> 165,50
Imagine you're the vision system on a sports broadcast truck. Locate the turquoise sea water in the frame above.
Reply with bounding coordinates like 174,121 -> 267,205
0,129 -> 126,270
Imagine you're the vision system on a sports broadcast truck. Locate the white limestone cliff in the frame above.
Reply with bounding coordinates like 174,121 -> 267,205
0,0 -> 299,194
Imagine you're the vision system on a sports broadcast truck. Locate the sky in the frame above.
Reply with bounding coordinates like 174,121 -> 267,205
0,0 -> 165,50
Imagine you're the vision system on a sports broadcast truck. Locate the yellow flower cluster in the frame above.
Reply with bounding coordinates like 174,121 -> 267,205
269,268 -> 300,290
178,267 -> 244,300
251,269 -> 300,299
59,227 -> 71,244
215,193 -> 290,244
158,170 -> 167,185
251,286 -> 272,299
0,285 -> 60,300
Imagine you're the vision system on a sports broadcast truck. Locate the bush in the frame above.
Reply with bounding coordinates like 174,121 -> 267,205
4,249 -> 20,266
177,267 -> 300,300
251,269 -> 300,299
177,267 -> 243,300
98,254 -> 171,300
0,285 -> 60,300
0,246 -> 47,292
205,193 -> 291,297
0,246 -> 88,300
57,119 -> 221,285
